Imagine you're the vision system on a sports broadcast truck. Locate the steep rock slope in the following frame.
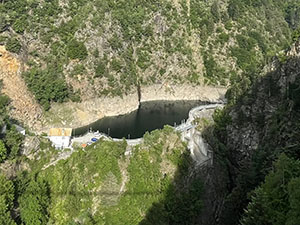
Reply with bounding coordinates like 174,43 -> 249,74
205,40 -> 300,224
0,46 -> 43,129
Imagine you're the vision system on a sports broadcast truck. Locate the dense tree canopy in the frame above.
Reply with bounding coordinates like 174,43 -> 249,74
0,174 -> 15,225
19,177 -> 50,225
241,154 -> 300,225
23,67 -> 69,110
5,38 -> 21,54
66,39 -> 88,60
4,126 -> 24,159
0,140 -> 7,163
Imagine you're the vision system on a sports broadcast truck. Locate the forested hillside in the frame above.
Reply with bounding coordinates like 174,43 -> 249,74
1,0 -> 300,225
1,0 -> 299,109
205,39 -> 300,225
0,126 -> 207,224
0,86 -> 25,225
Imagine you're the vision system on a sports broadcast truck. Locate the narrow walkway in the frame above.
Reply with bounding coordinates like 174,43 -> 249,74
178,103 -> 224,165
175,103 -> 223,132
42,148 -> 74,170
112,138 -> 143,146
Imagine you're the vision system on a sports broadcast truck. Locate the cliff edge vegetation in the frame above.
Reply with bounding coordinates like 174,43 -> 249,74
204,39 -> 300,225
1,0 -> 299,112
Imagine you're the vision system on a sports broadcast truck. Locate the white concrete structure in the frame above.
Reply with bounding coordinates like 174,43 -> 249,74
1,124 -> 26,135
176,103 -> 224,166
14,124 -> 26,136
1,124 -> 6,134
48,128 -> 72,149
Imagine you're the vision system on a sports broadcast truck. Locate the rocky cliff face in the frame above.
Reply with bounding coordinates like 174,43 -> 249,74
201,40 -> 300,225
226,40 -> 300,166
0,46 -> 43,129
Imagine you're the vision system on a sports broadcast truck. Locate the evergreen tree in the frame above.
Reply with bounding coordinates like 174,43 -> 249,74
4,126 -> 24,159
0,174 -> 15,225
0,140 -> 7,162
19,177 -> 50,225
241,154 -> 300,225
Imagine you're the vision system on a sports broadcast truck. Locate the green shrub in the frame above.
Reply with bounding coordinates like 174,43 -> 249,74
248,31 -> 267,53
228,0 -> 243,20
218,32 -> 229,44
213,107 -> 232,134
211,1 -> 220,22
159,68 -> 166,76
95,61 -> 107,78
187,72 -> 200,83
109,34 -> 123,50
93,49 -> 99,58
0,173 -> 15,224
23,67 -> 69,110
5,38 -> 22,54
225,20 -> 233,30
4,126 -> 24,159
66,40 -> 88,60
137,49 -> 151,70
69,90 -> 81,102
70,64 -> 86,77
216,27 -> 223,33
0,36 -> 7,45
236,34 -> 256,51
203,53 -> 227,83
111,58 -> 122,72
0,140 -> 7,163
0,95 -> 10,114
0,14 -> 9,32
12,16 -> 28,34
19,176 -> 51,225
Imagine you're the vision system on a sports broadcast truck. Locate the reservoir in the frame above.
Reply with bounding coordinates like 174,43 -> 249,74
73,100 -> 207,139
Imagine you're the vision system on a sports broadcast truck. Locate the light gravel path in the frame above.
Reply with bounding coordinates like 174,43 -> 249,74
42,148 -> 74,170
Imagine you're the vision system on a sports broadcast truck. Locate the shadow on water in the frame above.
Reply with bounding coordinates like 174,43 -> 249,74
73,100 -> 207,139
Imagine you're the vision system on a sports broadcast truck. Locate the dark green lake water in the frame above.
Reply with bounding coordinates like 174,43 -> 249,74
73,100 -> 206,139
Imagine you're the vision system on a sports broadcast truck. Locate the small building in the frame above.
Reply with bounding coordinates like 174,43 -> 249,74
48,128 -> 72,149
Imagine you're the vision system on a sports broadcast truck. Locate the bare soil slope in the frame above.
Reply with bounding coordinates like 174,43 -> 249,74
0,46 -> 43,129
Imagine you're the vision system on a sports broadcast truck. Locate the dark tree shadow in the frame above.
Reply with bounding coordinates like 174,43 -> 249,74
138,149 -> 226,225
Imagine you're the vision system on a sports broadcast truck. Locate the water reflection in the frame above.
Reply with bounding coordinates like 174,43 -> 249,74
74,100 -> 206,139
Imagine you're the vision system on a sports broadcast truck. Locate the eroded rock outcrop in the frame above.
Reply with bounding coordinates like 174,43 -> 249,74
0,46 -> 43,129
200,40 -> 300,225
